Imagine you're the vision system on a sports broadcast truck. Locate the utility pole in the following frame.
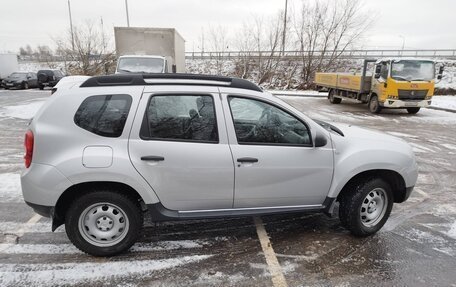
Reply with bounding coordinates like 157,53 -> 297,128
281,0 -> 288,55
125,0 -> 130,27
399,35 -> 405,55
67,0 -> 75,51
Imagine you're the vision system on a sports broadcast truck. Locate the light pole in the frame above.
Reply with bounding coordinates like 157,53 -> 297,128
125,0 -> 130,27
67,0 -> 75,51
281,0 -> 288,55
399,35 -> 405,55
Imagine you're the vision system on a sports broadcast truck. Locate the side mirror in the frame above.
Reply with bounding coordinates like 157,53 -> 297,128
437,65 -> 444,80
374,65 -> 382,79
314,132 -> 327,147
27,76 -> 31,79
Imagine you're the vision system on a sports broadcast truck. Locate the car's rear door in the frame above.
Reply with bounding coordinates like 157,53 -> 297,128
220,89 -> 334,208
128,86 -> 235,211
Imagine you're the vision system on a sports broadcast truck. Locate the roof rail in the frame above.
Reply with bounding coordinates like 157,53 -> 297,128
79,73 -> 263,92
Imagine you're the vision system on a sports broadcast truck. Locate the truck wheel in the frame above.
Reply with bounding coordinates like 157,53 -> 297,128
406,107 -> 420,114
368,95 -> 382,114
339,178 -> 393,237
65,190 -> 143,257
38,85 -> 44,90
329,90 -> 342,104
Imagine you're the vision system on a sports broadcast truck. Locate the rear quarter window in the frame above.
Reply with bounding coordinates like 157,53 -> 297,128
74,94 -> 132,137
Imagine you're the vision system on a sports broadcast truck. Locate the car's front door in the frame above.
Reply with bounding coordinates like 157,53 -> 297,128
128,87 -> 234,211
222,94 -> 334,208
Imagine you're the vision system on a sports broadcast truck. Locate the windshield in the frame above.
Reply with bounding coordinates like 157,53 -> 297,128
117,57 -> 165,73
391,60 -> 435,81
10,72 -> 27,78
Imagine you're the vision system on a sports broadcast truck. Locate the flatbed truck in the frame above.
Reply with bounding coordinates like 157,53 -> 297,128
314,59 -> 443,114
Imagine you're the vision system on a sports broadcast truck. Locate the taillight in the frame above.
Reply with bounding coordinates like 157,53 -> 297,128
24,130 -> 34,168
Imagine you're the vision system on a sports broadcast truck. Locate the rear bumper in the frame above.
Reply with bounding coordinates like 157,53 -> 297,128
382,99 -> 431,108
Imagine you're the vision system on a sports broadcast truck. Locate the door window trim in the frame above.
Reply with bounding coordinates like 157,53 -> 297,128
139,93 -> 220,144
227,95 -> 313,147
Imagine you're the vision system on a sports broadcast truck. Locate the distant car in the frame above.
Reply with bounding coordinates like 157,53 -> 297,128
37,69 -> 65,90
1,72 -> 38,89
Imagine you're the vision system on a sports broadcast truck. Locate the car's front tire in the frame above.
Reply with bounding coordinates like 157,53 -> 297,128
339,178 -> 393,237
65,190 -> 143,257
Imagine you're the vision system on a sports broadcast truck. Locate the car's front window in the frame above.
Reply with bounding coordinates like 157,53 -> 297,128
391,60 -> 435,81
118,57 -> 165,73
228,97 -> 312,146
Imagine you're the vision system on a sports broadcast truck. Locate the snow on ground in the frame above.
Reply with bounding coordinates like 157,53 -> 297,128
431,96 -> 456,110
0,255 -> 213,286
0,240 -> 213,255
0,99 -> 45,120
0,173 -> 22,203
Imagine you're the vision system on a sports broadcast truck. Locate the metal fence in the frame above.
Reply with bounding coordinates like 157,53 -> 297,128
185,49 -> 456,60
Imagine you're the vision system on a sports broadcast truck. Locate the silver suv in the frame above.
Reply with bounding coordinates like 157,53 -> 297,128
21,74 -> 418,256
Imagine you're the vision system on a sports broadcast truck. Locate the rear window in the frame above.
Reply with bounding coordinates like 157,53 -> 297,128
74,94 -> 132,137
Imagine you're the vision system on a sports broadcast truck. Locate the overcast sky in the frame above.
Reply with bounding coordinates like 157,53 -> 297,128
0,0 -> 455,53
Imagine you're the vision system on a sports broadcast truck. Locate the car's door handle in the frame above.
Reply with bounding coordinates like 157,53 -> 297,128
237,157 -> 258,163
141,156 -> 165,161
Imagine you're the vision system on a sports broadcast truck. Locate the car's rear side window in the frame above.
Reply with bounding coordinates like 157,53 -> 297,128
74,94 -> 132,137
140,95 -> 218,143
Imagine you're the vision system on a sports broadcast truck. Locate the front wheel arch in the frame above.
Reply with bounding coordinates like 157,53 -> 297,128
336,169 -> 407,204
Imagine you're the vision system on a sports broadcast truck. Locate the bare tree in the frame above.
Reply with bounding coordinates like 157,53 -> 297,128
207,25 -> 230,75
293,0 -> 371,87
55,21 -> 116,75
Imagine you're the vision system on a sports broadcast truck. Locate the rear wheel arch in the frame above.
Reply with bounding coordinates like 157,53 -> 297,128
53,181 -> 146,231
336,169 -> 407,203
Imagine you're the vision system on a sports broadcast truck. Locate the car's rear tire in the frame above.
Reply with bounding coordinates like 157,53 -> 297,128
38,84 -> 44,90
406,107 -> 420,114
22,82 -> 29,89
329,90 -> 342,104
65,190 -> 143,257
368,95 -> 382,114
339,178 -> 393,237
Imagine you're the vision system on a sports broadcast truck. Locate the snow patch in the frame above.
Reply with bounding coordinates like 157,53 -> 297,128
0,240 -> 209,255
0,100 -> 45,119
431,96 -> 456,111
0,173 -> 22,203
447,221 -> 456,239
0,255 -> 212,286
441,143 -> 456,150
386,131 -> 418,138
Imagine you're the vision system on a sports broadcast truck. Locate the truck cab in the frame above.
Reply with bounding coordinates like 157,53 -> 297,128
115,55 -> 173,74
370,58 -> 437,113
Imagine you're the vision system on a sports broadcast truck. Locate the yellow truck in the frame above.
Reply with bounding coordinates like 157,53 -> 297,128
314,59 -> 444,114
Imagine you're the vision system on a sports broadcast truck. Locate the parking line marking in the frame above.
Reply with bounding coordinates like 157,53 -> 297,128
254,216 -> 288,287
0,213 -> 42,253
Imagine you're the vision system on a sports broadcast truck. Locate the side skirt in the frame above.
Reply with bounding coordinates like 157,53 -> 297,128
147,197 -> 336,222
